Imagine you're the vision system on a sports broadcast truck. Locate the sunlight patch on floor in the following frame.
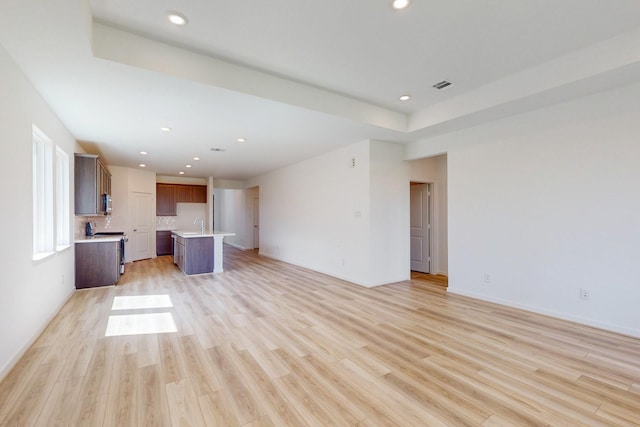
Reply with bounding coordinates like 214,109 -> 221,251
111,294 -> 173,310
105,312 -> 177,336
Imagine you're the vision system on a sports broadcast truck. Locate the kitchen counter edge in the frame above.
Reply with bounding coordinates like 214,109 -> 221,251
171,230 -> 236,238
75,236 -> 123,243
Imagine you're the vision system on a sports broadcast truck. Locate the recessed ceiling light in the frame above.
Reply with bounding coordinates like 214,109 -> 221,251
140,151 -> 148,155
399,94 -> 411,101
139,164 -> 146,168
167,12 -> 188,26
186,164 -> 192,168
237,138 -> 246,143
392,0 -> 410,10
193,157 -> 200,161
160,127 -> 172,132
179,171 -> 185,175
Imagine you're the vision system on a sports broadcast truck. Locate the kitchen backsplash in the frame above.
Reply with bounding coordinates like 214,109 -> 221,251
157,203 -> 207,231
156,216 -> 177,230
74,202 -> 207,238
74,214 -> 127,238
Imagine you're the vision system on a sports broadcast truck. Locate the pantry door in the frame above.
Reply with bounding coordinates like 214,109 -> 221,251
131,192 -> 152,261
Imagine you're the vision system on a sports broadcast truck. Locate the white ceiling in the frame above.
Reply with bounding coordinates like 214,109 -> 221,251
2,0 -> 640,180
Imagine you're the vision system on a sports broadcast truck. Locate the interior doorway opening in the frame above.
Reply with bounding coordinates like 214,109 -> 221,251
246,186 -> 260,250
408,153 -> 448,287
410,182 -> 431,274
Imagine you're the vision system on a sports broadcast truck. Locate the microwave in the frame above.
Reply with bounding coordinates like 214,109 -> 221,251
102,194 -> 112,215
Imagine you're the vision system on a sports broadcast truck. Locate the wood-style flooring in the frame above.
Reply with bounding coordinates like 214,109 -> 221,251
410,271 -> 448,288
1,246 -> 639,426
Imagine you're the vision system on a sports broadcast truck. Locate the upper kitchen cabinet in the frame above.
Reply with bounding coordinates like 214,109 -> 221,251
175,185 -> 192,203
157,184 -> 207,216
192,185 -> 207,203
75,153 -> 111,216
156,184 -> 177,216
176,184 -> 207,203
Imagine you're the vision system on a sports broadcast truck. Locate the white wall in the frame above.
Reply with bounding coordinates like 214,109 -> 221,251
247,139 -> 409,287
407,81 -> 640,337
0,46 -> 76,378
408,155 -> 448,275
156,175 -> 207,185
218,189 -> 245,248
369,140 -> 410,285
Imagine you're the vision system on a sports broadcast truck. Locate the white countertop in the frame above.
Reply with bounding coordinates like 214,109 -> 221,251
172,230 -> 236,238
75,236 -> 123,243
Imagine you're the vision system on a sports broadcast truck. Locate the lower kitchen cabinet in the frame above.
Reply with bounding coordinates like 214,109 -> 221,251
75,241 -> 120,288
173,235 -> 213,275
156,230 -> 174,256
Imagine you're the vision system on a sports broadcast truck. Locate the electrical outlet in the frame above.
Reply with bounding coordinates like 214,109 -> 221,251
580,288 -> 590,301
483,273 -> 491,283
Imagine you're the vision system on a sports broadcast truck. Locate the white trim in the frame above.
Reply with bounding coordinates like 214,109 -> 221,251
0,289 -> 74,382
447,288 -> 640,339
259,250 -> 410,288
32,125 -> 54,257
55,146 -> 70,248
225,242 -> 247,250
32,251 -> 55,262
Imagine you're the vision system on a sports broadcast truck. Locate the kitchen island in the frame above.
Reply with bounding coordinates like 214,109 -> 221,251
171,230 -> 236,275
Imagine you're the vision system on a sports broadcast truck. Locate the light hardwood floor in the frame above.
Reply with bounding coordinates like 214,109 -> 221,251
1,246 -> 639,426
410,271 -> 448,288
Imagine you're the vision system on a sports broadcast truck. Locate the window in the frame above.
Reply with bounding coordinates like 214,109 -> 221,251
32,125 -> 54,259
56,147 -> 70,248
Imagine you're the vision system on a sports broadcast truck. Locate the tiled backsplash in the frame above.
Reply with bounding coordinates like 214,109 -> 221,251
159,203 -> 207,231
156,216 -> 177,230
74,202 -> 207,238
74,215 -> 126,238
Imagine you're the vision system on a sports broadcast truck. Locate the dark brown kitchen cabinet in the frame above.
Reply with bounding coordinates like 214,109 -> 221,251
176,185 -> 192,202
75,153 -> 111,215
192,185 -> 207,203
75,241 -> 120,288
157,184 -> 207,215
176,184 -> 207,203
156,184 -> 176,216
156,230 -> 174,256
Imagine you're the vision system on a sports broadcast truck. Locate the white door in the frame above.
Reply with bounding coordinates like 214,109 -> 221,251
131,192 -> 152,261
253,197 -> 260,249
410,183 -> 430,273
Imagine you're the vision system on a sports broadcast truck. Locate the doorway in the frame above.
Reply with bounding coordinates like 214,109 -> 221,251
253,197 -> 260,249
131,192 -> 153,261
410,183 -> 431,273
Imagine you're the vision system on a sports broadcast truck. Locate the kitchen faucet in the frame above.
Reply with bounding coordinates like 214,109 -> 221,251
194,217 -> 205,234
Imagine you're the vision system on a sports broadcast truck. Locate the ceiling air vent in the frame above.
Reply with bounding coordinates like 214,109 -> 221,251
432,80 -> 453,90
210,147 -> 226,152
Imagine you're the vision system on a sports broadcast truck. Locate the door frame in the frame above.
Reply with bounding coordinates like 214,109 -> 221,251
130,191 -> 154,261
253,197 -> 260,249
410,180 -> 438,275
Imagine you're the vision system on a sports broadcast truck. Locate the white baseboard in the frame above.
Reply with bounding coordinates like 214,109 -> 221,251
256,252 -> 408,288
447,288 -> 639,339
225,242 -> 246,250
0,288 -> 75,382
